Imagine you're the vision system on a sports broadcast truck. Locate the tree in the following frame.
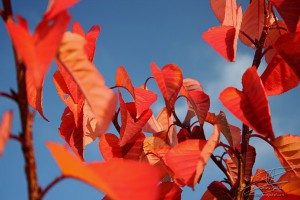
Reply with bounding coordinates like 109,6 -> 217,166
0,0 -> 300,199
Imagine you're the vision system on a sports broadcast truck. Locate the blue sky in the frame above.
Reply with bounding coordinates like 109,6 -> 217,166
0,1 -> 299,199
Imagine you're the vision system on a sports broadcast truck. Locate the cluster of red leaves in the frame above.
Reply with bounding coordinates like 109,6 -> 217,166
0,0 -> 300,200
204,0 -> 300,96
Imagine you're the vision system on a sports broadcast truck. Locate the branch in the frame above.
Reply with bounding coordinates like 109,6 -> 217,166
1,1 -> 41,199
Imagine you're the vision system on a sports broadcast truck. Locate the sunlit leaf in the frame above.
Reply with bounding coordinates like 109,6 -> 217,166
239,0 -> 264,48
72,21 -> 101,61
119,92 -> 152,146
261,54 -> 299,96
82,101 -> 102,146
210,0 -> 237,26
26,72 -> 48,121
158,182 -> 182,200
143,136 -> 168,165
270,0 -> 300,36
151,62 -> 183,116
181,78 -> 209,125
116,66 -> 135,97
225,157 -> 238,184
0,111 -> 13,157
53,70 -> 84,126
44,0 -> 79,20
265,21 -> 287,64
58,32 -> 116,136
220,66 -> 275,140
7,12 -> 70,120
47,142 -> 160,200
58,107 -> 84,159
204,3 -> 242,62
274,32 -> 300,78
165,125 -> 220,188
273,134 -> 300,176
203,26 -> 236,62
99,134 -> 122,161
202,181 -> 232,200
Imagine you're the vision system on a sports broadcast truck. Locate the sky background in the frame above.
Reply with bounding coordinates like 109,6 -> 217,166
0,0 -> 299,199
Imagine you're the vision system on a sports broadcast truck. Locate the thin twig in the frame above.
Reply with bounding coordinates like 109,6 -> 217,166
240,31 -> 257,47
211,154 -> 234,187
143,76 -> 154,89
9,134 -> 25,145
249,134 -> 276,149
112,108 -> 121,133
39,175 -> 66,200
0,91 -> 17,102
261,46 -> 272,58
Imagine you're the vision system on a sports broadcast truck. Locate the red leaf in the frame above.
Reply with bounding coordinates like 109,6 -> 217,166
47,142 -> 160,200
210,0 -> 238,26
225,157 -> 238,184
44,0 -> 79,20
165,125 -> 220,188
115,66 -> 135,96
26,72 -> 48,121
151,63 -> 183,115
119,92 -> 152,146
203,26 -> 236,62
72,22 -> 101,61
134,87 -> 157,117
122,132 -> 145,160
220,66 -> 275,140
274,32 -> 300,78
82,102 -> 105,146
6,12 -> 70,120
252,168 -> 280,194
53,71 -> 84,126
99,133 -> 145,161
273,134 -> 300,176
210,0 -> 227,24
265,21 -> 287,64
0,111 -> 13,157
72,21 -> 85,36
203,5 -> 242,62
181,78 -> 210,125
158,182 -> 182,200
206,181 -> 232,200
143,136 -> 168,165
58,107 -> 84,159
99,134 -> 122,161
58,32 -> 117,136
116,67 -> 157,116
261,54 -> 299,96
270,0 -> 300,36
239,0 -> 265,48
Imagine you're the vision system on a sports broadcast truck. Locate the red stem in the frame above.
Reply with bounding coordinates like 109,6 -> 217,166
249,134 -> 276,149
0,91 -> 17,102
39,175 -> 66,200
9,134 -> 25,145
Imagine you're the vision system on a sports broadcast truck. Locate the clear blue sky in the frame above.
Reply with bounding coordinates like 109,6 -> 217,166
0,1 -> 299,199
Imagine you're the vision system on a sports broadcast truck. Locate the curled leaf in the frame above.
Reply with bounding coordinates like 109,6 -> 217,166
58,32 -> 116,136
